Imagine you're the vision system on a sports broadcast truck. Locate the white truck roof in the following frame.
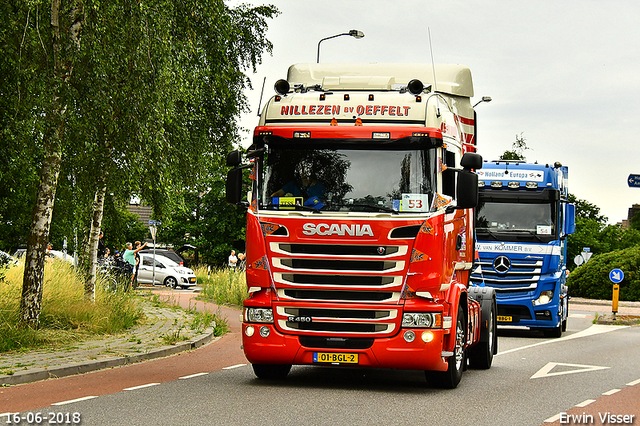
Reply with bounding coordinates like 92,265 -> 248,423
287,63 -> 474,98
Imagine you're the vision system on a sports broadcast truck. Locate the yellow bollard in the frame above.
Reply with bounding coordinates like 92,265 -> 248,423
612,284 -> 620,320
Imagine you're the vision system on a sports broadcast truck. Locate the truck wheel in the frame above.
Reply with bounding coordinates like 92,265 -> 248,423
252,363 -> 292,380
468,294 -> 497,369
543,324 -> 562,338
425,304 -> 466,389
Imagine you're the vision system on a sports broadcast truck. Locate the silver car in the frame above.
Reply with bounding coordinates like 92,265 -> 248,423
137,253 -> 197,289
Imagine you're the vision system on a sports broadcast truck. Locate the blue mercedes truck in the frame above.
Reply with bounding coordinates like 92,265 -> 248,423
470,161 -> 575,337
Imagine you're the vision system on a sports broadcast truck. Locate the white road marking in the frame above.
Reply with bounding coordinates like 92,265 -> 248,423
223,364 -> 247,370
575,399 -> 596,407
123,383 -> 160,391
602,388 -> 621,396
628,378 -> 640,386
544,413 -> 562,423
51,396 -> 98,405
531,362 -> 610,379
179,372 -> 209,379
497,324 -> 628,356
569,314 -> 587,318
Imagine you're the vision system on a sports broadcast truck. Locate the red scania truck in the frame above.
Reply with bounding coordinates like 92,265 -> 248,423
226,63 -> 497,388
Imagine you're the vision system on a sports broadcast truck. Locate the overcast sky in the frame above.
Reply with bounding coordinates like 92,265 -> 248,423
233,0 -> 640,224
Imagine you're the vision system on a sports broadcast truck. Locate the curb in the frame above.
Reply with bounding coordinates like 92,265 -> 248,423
0,328 -> 217,387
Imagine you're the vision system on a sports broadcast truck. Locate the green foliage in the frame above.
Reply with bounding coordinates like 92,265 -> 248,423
567,245 -> 640,301
499,132 -> 529,160
0,0 -> 278,266
566,194 -> 640,269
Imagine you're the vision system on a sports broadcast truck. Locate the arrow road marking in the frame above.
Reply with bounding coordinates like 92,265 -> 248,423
531,362 -> 609,379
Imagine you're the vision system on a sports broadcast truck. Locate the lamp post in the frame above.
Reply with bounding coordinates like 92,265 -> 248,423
473,96 -> 492,108
317,29 -> 364,63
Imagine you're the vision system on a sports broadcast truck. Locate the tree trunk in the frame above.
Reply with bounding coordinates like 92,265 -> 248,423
20,136 -> 63,327
20,0 -> 84,327
85,181 -> 107,301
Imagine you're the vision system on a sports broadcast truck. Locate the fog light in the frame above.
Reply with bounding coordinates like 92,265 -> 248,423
259,326 -> 270,338
404,330 -> 416,343
245,326 -> 255,337
421,331 -> 434,343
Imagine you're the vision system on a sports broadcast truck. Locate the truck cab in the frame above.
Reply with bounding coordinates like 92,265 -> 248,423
471,160 -> 576,337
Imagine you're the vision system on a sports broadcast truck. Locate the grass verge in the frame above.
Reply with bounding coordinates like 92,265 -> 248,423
194,266 -> 248,308
0,260 -> 143,353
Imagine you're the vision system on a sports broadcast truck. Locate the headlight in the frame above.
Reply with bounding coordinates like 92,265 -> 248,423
402,312 -> 442,328
245,308 -> 274,323
533,290 -> 554,306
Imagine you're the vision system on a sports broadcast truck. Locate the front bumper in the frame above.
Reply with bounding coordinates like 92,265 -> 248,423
242,323 -> 448,371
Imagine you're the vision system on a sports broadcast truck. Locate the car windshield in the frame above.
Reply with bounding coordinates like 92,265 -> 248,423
259,145 -> 437,213
477,201 -> 555,237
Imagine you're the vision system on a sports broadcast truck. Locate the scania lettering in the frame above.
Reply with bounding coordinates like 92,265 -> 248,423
471,161 -> 576,337
226,63 -> 496,388
302,223 -> 374,237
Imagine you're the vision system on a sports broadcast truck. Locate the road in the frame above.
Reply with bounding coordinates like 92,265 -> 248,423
2,290 -> 639,426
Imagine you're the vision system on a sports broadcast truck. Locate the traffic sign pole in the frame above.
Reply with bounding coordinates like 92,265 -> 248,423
609,268 -> 624,320
612,284 -> 620,319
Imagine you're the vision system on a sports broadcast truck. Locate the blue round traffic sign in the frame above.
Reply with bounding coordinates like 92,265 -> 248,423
609,268 -> 624,283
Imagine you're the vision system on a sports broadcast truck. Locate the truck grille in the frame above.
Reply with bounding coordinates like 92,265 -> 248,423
276,305 -> 399,335
269,241 -> 408,336
470,257 -> 542,292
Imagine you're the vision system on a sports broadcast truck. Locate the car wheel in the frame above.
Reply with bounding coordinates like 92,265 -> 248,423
164,276 -> 177,289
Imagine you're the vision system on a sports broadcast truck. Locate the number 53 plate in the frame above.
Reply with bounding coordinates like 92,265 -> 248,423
401,194 -> 429,212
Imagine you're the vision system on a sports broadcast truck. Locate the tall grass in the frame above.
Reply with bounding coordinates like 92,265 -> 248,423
194,265 -> 248,307
0,260 -> 144,353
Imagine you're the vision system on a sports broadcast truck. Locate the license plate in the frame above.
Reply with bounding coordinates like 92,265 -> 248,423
497,315 -> 513,322
313,352 -> 358,364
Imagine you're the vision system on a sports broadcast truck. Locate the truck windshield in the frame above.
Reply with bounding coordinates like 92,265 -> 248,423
259,146 -> 437,213
476,201 -> 556,240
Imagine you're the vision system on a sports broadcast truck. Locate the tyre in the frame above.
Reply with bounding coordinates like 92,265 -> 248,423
252,363 -> 292,380
468,291 -> 497,369
543,324 -> 562,338
164,276 -> 178,289
426,304 -> 466,389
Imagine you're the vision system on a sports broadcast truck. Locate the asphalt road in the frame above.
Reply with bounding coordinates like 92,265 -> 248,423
2,293 -> 639,426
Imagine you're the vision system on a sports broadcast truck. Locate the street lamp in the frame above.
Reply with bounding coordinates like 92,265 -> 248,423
473,96 -> 492,108
317,29 -> 365,63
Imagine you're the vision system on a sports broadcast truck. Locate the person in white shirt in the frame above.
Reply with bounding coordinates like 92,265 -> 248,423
228,250 -> 238,269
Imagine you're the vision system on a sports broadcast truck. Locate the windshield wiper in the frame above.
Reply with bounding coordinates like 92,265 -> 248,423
334,203 -> 399,214
476,228 -> 500,241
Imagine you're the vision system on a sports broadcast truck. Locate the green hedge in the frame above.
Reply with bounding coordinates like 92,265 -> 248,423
567,245 -> 640,301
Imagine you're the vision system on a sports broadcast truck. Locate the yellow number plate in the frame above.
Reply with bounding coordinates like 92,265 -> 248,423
313,352 -> 358,364
497,315 -> 513,322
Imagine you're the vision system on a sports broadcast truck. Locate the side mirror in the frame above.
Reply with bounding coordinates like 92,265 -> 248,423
226,150 -> 242,167
226,168 -> 243,205
460,152 -> 483,170
456,170 -> 479,209
565,203 -> 576,235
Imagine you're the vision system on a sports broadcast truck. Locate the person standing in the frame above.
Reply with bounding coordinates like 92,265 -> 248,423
228,250 -> 238,269
131,241 -> 148,289
97,231 -> 106,258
